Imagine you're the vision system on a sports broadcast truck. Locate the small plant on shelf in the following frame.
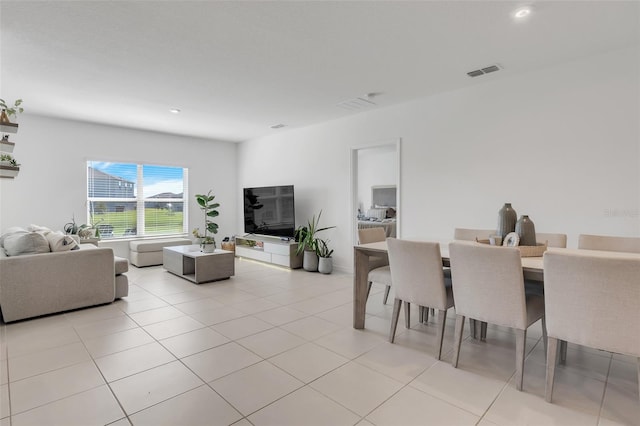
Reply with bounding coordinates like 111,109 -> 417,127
0,99 -> 23,123
192,190 -> 220,253
0,153 -> 20,167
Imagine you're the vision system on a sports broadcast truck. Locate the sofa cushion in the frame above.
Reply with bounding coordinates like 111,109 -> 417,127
129,238 -> 192,253
46,231 -> 80,252
2,231 -> 50,256
114,256 -> 129,274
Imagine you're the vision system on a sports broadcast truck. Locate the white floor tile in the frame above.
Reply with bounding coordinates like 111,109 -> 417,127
7,325 -> 79,359
10,361 -> 105,414
118,297 -> 169,314
366,386 -> 479,426
248,386 -> 360,426
230,298 -> 282,314
0,384 -> 8,419
269,342 -> 349,383
598,360 -> 640,426
142,315 -> 205,340
74,315 -> 139,340
174,298 -> 225,315
83,327 -> 155,358
280,316 -> 342,340
314,328 -> 385,359
129,385 -> 241,426
355,341 -> 437,384
159,327 -> 230,358
211,316 -> 273,340
237,328 -> 306,358
210,361 -> 303,415
128,306 -> 185,326
253,306 -> 310,326
9,341 -> 90,382
182,342 -> 262,382
310,362 -> 403,416
189,306 -> 248,325
95,342 -> 175,382
10,385 -> 124,426
109,361 -> 203,415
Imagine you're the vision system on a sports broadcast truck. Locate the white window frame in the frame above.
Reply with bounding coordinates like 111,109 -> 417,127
87,161 -> 189,239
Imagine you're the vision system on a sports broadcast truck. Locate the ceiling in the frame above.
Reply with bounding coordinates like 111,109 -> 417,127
1,1 -> 638,142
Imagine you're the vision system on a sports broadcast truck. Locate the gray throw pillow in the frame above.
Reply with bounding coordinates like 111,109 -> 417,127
2,231 -> 51,256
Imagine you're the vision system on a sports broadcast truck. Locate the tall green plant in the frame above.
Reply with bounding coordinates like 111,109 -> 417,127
295,210 -> 335,255
192,190 -> 220,244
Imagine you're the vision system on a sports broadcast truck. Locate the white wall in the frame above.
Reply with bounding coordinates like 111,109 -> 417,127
238,47 -> 640,272
0,115 -> 237,258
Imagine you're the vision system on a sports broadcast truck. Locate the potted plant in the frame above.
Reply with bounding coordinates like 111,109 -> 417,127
0,153 -> 20,178
0,99 -> 23,132
316,238 -> 334,274
192,190 -> 220,253
295,210 -> 335,272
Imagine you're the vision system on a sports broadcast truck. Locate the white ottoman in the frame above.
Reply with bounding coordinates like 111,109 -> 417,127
129,238 -> 192,267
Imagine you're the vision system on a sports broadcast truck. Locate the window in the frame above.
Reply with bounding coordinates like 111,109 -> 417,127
87,161 -> 188,239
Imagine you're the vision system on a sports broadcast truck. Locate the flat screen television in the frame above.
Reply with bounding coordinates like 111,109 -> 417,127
243,185 -> 295,238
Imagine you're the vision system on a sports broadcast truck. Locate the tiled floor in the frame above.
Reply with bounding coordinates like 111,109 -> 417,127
1,258 -> 638,425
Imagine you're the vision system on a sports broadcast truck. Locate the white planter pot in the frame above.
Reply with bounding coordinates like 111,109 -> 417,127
201,242 -> 216,253
303,250 -> 318,272
318,257 -> 333,274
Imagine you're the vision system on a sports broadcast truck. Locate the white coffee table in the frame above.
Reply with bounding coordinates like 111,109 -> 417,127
163,245 -> 235,284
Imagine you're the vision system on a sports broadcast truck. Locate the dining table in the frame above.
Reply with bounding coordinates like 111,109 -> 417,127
353,240 -> 545,329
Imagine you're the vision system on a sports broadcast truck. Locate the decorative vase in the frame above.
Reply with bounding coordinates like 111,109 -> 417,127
318,257 -> 333,274
303,250 -> 319,272
515,215 -> 537,246
0,110 -> 10,124
496,203 -> 517,239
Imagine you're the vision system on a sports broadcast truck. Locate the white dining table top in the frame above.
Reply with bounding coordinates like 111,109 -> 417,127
354,241 -> 640,272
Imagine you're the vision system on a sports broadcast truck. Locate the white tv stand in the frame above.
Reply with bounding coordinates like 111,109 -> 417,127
234,235 -> 303,269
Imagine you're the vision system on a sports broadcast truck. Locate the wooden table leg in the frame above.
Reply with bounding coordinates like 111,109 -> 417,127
353,248 -> 369,329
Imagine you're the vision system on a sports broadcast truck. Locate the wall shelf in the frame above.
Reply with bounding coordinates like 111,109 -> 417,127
0,123 -> 18,134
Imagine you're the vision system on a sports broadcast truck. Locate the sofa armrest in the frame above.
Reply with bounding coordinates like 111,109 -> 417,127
0,246 -> 116,322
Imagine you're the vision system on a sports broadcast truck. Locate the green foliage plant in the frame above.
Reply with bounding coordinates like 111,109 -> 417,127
316,238 -> 334,258
0,99 -> 24,118
295,210 -> 335,255
192,190 -> 220,245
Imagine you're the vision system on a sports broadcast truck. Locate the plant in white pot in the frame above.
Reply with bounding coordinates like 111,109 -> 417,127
295,210 -> 334,272
316,238 -> 334,274
192,190 -> 220,253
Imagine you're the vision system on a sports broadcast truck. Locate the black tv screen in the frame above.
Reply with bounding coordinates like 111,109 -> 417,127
243,185 -> 295,238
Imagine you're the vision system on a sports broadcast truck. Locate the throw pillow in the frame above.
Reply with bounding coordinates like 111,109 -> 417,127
2,231 -> 51,256
0,226 -> 27,247
46,231 -> 80,252
27,224 -> 53,235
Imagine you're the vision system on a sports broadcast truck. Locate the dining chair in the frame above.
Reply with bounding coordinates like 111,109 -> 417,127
449,241 -> 546,391
453,228 -> 495,241
387,238 -> 454,360
543,250 -> 640,403
358,227 -> 392,304
578,234 -> 640,253
536,233 -> 567,249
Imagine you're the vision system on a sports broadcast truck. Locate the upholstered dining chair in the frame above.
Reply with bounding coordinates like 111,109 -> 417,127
387,238 -> 454,360
453,228 -> 495,241
449,241 -> 546,391
578,234 -> 640,253
358,227 -> 392,304
543,250 -> 640,403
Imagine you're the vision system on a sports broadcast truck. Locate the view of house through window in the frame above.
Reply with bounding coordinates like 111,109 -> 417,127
87,161 -> 188,239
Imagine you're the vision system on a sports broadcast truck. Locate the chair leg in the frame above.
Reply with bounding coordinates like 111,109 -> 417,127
545,337 -> 559,402
404,301 -> 410,328
480,321 -> 488,341
469,318 -> 477,339
430,308 -> 436,317
637,358 -> 640,404
389,298 -> 402,343
419,306 -> 425,323
366,281 -> 373,302
452,315 -> 465,368
541,316 -> 548,358
515,329 -> 526,391
560,340 -> 567,364
383,285 -> 391,305
436,309 -> 447,360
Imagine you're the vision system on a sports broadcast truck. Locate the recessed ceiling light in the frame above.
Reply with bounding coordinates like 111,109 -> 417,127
513,6 -> 532,19
169,108 -> 181,114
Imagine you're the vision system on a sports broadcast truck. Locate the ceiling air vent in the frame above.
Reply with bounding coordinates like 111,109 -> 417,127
270,123 -> 286,129
467,64 -> 502,78
336,97 -> 377,111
